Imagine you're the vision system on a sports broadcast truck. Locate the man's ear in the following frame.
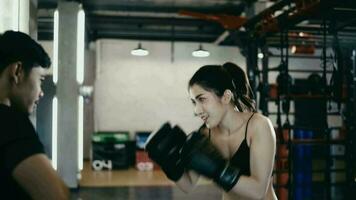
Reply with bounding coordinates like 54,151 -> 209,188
222,89 -> 234,104
8,62 -> 24,84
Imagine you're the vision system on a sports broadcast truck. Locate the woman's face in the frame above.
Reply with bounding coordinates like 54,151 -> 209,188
189,84 -> 227,129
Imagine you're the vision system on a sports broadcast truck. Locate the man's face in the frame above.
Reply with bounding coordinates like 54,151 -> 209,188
10,66 -> 46,114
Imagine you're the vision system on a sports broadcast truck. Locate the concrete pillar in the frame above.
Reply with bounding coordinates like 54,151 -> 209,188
83,45 -> 96,159
56,1 -> 82,188
29,0 -> 38,38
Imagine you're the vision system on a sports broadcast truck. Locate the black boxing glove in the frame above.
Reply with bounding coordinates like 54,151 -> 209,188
180,131 -> 241,191
145,122 -> 187,181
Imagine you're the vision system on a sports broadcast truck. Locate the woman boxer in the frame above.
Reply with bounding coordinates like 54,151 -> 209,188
146,62 -> 277,200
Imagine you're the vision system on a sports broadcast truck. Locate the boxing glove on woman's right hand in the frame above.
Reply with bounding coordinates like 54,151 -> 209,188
145,122 -> 187,181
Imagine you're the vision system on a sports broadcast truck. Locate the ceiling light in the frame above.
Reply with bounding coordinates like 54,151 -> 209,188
258,53 -> 264,59
131,43 -> 149,56
192,44 -> 210,58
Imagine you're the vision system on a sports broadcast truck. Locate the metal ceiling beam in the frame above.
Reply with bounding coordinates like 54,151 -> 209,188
89,30 -> 220,42
38,1 -> 246,15
83,4 -> 245,16
87,14 -> 221,27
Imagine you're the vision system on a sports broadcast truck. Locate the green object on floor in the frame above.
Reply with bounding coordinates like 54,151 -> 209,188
92,131 -> 129,143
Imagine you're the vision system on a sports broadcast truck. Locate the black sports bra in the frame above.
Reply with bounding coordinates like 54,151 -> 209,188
207,113 -> 255,176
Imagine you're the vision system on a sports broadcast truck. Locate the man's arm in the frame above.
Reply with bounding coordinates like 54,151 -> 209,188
12,153 -> 70,200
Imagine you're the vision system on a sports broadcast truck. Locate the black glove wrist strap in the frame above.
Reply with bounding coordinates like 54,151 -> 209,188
215,162 -> 241,192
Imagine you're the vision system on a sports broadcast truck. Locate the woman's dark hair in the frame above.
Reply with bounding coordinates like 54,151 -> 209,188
188,62 -> 256,112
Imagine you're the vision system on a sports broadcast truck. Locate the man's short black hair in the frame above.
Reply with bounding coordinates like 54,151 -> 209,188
0,30 -> 51,73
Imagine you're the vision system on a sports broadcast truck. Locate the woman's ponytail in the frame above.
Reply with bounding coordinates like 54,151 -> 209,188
188,62 -> 256,112
222,62 -> 256,112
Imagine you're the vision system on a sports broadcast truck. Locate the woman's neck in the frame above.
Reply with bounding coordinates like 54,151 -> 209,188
218,109 -> 245,136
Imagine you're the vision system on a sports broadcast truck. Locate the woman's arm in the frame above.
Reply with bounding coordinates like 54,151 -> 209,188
176,170 -> 200,193
229,115 -> 276,199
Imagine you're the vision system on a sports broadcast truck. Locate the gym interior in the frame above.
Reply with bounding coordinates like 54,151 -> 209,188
1,0 -> 356,199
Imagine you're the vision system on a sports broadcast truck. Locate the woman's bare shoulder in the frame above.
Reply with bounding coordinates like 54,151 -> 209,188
249,112 -> 273,132
250,112 -> 270,123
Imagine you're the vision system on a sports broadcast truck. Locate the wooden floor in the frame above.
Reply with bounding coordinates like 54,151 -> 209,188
77,162 -> 345,200
71,185 -> 222,200
74,161 -> 221,200
80,161 -> 211,187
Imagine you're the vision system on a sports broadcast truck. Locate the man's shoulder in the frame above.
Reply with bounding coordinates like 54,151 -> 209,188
0,106 -> 36,147
0,104 -> 22,122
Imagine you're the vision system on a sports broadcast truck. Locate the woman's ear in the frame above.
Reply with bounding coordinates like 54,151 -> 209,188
222,89 -> 233,104
8,62 -> 24,84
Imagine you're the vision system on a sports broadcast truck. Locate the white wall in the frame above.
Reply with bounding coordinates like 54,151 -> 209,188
94,40 -> 245,136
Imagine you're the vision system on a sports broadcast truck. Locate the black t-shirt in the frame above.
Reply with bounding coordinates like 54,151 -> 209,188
0,104 -> 44,199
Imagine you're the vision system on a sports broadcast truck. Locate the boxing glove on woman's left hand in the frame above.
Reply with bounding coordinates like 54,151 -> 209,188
180,131 -> 241,191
